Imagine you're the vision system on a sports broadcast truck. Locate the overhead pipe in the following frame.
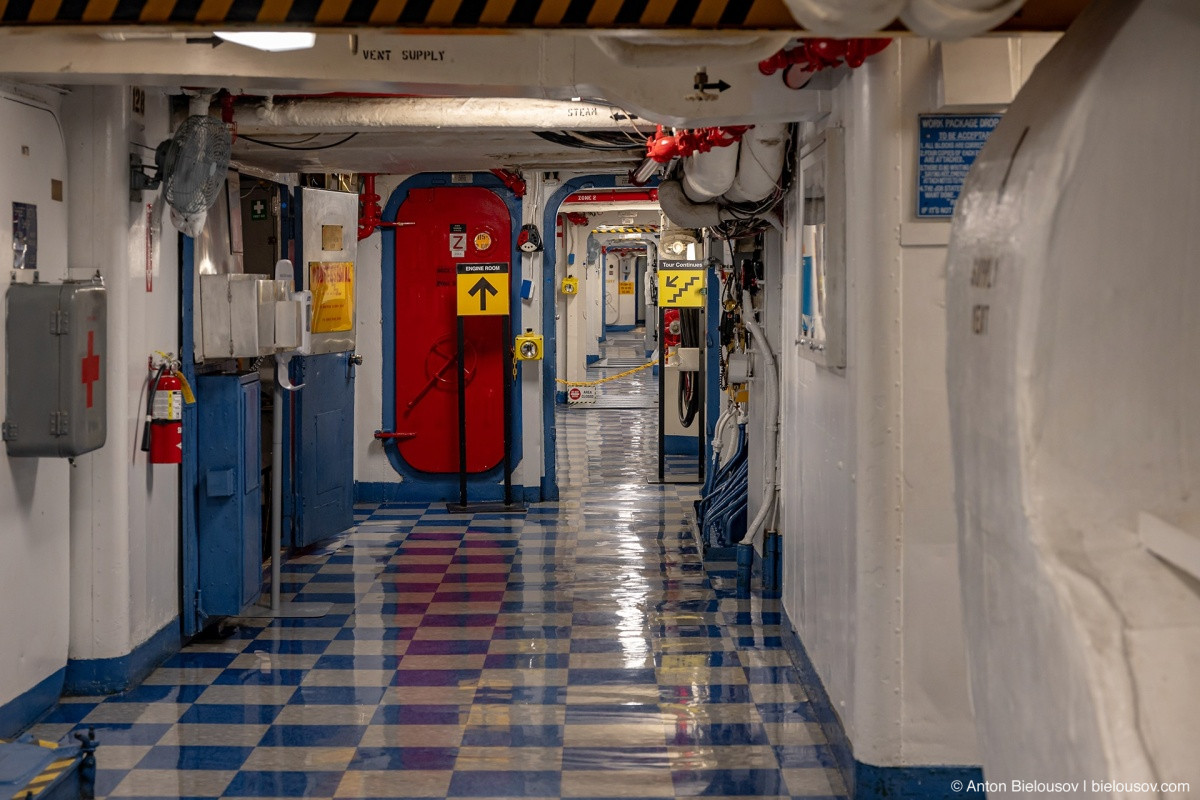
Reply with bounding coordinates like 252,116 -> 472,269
590,32 -> 795,68
645,124 -> 751,164
725,124 -> 789,204
358,174 -> 416,240
228,96 -> 651,135
489,169 -> 526,198
779,0 -> 1025,39
781,0 -> 906,37
900,0 -> 1026,41
629,157 -> 661,187
657,179 -> 724,229
682,146 -> 740,204
660,126 -> 789,229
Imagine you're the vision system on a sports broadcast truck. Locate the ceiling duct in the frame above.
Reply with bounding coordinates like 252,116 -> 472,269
781,0 -> 1026,38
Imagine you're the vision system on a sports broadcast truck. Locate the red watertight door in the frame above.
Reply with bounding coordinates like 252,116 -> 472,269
394,186 -> 509,473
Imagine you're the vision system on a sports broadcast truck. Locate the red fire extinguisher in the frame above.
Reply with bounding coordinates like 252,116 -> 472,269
141,364 -> 183,464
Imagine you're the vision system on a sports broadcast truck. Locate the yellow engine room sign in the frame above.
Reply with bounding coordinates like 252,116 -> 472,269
309,261 -> 354,333
457,262 -> 510,316
658,261 -> 706,307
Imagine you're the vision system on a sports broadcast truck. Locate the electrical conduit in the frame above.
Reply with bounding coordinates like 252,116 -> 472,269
739,290 -> 780,572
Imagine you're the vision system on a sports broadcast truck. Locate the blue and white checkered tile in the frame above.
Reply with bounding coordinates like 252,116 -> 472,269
25,331 -> 845,799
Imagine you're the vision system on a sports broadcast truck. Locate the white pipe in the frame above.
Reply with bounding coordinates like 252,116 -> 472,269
590,32 -> 794,68
741,290 -> 780,548
725,124 -> 789,204
900,0 -> 1025,40
230,97 -> 649,134
658,179 -> 724,229
781,0 -> 1023,38
781,0 -> 907,37
682,146 -> 740,203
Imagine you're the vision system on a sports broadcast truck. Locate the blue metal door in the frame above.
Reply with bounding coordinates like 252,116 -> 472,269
195,372 -> 262,623
289,352 -> 355,549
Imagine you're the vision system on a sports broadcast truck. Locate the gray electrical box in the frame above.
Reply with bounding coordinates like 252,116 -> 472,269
4,279 -> 107,457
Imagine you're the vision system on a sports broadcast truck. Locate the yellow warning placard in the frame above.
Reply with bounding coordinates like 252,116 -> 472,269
309,261 -> 354,332
618,281 -> 635,295
456,262 -> 510,316
658,261 -> 706,308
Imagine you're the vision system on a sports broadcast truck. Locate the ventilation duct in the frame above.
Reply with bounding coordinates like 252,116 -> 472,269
658,179 -> 724,229
682,147 -> 739,203
781,0 -> 1025,39
900,0 -> 1026,40
725,124 -> 788,204
228,96 -> 645,134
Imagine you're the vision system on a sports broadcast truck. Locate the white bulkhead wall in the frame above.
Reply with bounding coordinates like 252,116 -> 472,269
63,85 -> 180,670
0,86 -> 72,726
774,34 -> 1054,768
354,173 -> 404,488
559,215 -> 591,386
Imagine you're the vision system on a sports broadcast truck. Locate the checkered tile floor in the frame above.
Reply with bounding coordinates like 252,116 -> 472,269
26,359 -> 845,799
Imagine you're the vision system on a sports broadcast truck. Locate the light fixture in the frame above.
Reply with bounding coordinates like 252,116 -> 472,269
213,31 -> 316,52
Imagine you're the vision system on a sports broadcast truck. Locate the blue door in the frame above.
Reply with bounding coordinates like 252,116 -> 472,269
289,352 -> 355,549
195,373 -> 262,623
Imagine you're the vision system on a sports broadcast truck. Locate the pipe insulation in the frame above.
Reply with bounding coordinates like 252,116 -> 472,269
740,290 -> 780,549
682,145 -> 740,204
781,0 -> 1024,38
900,0 -> 1025,40
724,124 -> 789,204
658,179 -> 724,229
230,97 -> 649,135
590,32 -> 795,68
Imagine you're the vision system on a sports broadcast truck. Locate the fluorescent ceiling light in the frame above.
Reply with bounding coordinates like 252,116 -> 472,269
213,31 -> 316,52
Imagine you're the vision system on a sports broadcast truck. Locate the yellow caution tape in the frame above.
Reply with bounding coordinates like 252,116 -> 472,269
555,360 -> 655,387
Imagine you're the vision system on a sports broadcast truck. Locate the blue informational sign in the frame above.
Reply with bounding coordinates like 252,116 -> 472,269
917,114 -> 1002,218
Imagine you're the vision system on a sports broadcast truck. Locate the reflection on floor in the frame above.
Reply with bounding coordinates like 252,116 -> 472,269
26,340 -> 845,799
585,330 -> 656,410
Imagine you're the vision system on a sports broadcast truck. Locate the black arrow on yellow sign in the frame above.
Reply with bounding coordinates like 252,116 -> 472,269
666,274 -> 700,305
468,277 -> 499,311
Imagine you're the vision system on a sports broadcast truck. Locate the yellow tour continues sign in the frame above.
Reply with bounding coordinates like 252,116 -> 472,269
658,261 -> 706,308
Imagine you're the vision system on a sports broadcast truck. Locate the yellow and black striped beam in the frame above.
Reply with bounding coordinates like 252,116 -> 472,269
593,225 -> 658,234
0,0 -> 796,28
0,0 -> 1090,30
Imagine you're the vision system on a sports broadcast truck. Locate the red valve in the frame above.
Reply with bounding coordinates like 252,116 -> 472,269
644,124 -> 752,164
489,169 -> 527,198
759,38 -> 891,80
